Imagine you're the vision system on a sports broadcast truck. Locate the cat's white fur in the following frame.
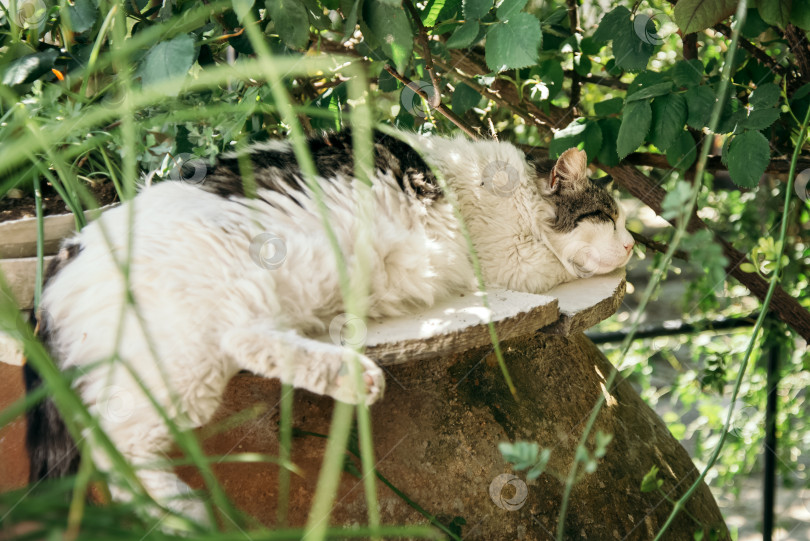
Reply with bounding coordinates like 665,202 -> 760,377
37,133 -> 633,522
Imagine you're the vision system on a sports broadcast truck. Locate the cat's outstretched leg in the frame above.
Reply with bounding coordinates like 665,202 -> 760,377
220,326 -> 385,405
88,405 -> 210,526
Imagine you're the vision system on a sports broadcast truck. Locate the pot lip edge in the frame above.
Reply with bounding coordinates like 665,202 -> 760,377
0,202 -> 120,229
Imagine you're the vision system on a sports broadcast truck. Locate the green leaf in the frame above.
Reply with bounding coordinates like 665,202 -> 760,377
743,7 -> 771,37
617,99 -> 652,159
421,0 -> 447,26
464,0 -> 492,19
538,59 -> 564,100
721,134 -> 732,166
611,13 -> 655,72
596,118 -> 621,166
671,59 -> 703,88
452,82 -> 481,114
756,0 -> 792,28
718,103 -> 747,134
446,20 -> 479,49
674,0 -> 737,34
594,97 -> 623,116
574,54 -> 591,76
1,49 -> 58,86
232,0 -> 255,21
526,449 -> 551,481
792,1 -> 810,30
750,83 -> 780,109
496,0 -> 528,20
626,82 -> 674,102
650,93 -> 688,151
743,107 -> 781,130
681,230 -> 729,293
739,262 -> 758,273
550,118 -> 603,163
498,441 -> 539,470
666,131 -> 697,170
301,0 -> 329,29
140,35 -> 196,95
640,465 -> 663,493
267,0 -> 311,50
593,6 -> 630,44
594,431 -> 613,459
594,7 -> 655,71
341,0 -> 361,39
67,0 -> 98,33
485,12 -> 541,72
727,130 -> 771,188
627,71 -> 669,97
661,180 -> 693,220
684,85 -> 716,129
362,1 -> 414,72
580,36 -> 602,55
377,69 -> 399,92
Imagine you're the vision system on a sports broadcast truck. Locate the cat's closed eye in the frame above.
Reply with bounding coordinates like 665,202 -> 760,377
576,210 -> 616,228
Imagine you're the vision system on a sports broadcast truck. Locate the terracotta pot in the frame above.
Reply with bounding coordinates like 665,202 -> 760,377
0,206 -> 115,310
181,332 -> 729,540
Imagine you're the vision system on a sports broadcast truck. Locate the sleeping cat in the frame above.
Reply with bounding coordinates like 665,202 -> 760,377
25,129 -> 634,523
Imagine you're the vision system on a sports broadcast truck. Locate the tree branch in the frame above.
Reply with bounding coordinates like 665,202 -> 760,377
623,152 -> 810,175
566,0 -> 582,112
382,65 -> 481,139
402,0 -> 442,108
433,50 -> 570,135
663,0 -> 785,75
785,23 -> 810,85
588,312 -> 760,344
630,230 -> 690,262
563,71 -> 629,90
598,163 -> 810,343
713,22 -> 786,75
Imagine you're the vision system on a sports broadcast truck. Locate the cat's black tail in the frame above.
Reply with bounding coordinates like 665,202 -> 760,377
24,245 -> 82,484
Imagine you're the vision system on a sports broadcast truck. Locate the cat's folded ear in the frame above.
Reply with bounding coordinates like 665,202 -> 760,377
592,174 -> 613,191
545,148 -> 588,193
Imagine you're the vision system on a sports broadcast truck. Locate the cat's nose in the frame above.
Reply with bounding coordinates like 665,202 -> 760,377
624,241 -> 634,253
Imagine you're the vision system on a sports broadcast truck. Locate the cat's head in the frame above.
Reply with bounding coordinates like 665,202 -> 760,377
534,148 -> 634,278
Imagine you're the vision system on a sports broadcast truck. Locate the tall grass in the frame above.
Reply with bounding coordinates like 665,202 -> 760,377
0,1 -> 442,538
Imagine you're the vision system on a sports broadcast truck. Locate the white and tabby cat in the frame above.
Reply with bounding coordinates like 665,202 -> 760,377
25,130 -> 634,522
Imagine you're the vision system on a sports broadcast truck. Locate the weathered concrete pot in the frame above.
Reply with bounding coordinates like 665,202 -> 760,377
0,206 -> 115,310
0,212 -> 81,260
178,280 -> 728,540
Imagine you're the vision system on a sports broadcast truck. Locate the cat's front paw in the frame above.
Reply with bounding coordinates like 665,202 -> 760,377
332,353 -> 385,406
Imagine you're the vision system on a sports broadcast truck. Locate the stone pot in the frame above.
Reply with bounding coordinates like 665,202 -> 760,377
0,206 -> 115,310
172,272 -> 729,540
